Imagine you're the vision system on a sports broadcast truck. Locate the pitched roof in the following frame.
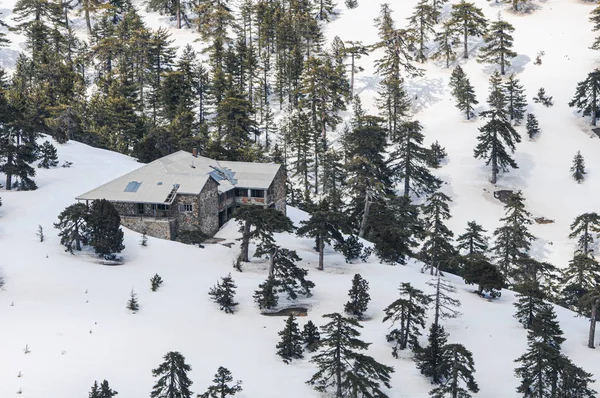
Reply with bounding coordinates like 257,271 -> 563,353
76,151 -> 281,204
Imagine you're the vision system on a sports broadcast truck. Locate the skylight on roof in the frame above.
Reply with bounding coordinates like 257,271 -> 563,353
124,181 -> 142,192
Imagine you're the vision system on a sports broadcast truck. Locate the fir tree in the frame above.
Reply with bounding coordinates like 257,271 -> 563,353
492,191 -> 536,281
383,282 -> 431,355
569,69 -> 600,126
415,323 -> 449,384
533,87 -> 553,107
276,315 -> 304,364
473,72 -> 521,184
151,351 -> 193,398
449,65 -> 478,120
88,199 -> 124,256
89,380 -> 118,398
345,0 -> 358,9
477,18 -> 517,75
431,22 -> 459,68
420,190 -> 457,275
571,151 -> 586,183
257,247 -> 314,300
199,367 -> 242,398
389,120 -> 441,197
525,113 -> 540,139
37,141 -> 59,168
344,273 -> 371,320
568,212 -> 600,258
456,221 -> 488,258
127,289 -> 139,312
591,5 -> 600,50
408,0 -> 437,63
427,141 -> 447,169
429,344 -> 479,398
427,276 -> 461,329
253,276 -> 278,310
307,313 -> 394,397
462,255 -> 504,298
208,273 -> 238,314
36,225 -> 44,242
504,74 -> 527,125
448,0 -> 488,59
303,320 -> 321,352
561,254 -> 600,314
54,203 -> 90,253
316,0 -> 337,21
150,274 -> 163,292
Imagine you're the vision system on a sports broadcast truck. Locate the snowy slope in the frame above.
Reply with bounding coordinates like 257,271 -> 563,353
1,0 -> 600,396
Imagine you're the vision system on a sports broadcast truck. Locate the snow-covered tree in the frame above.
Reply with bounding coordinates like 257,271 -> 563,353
569,69 -> 600,126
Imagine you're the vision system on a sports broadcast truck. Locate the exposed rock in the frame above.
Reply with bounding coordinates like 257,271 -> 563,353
493,189 -> 514,204
534,217 -> 555,224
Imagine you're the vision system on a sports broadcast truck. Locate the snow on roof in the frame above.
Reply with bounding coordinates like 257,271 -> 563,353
76,151 -> 281,203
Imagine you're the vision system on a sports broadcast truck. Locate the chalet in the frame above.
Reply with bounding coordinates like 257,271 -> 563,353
76,150 -> 286,240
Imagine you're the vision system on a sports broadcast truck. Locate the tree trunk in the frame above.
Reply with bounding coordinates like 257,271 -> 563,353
588,299 -> 598,349
350,53 -> 355,96
318,236 -> 324,270
463,24 -> 468,59
5,152 -> 13,190
358,191 -> 370,238
593,85 -> 597,127
241,220 -> 251,262
269,247 -> 279,277
84,0 -> 92,35
491,139 -> 498,184
335,331 -> 342,397
176,0 -> 181,29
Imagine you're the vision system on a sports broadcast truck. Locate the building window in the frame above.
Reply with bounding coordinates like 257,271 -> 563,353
226,190 -> 234,199
137,203 -> 144,215
251,189 -> 264,198
235,188 -> 247,197
152,204 -> 170,211
179,204 -> 193,212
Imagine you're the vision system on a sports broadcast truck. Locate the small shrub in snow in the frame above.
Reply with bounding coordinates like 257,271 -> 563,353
427,141 -> 448,169
127,289 -> 139,312
526,113 -> 540,139
533,88 -> 553,107
62,160 -> 73,168
344,0 -> 358,9
571,151 -> 586,183
208,274 -> 238,314
199,366 -> 242,398
23,345 -> 30,354
36,225 -> 44,242
150,274 -> 163,292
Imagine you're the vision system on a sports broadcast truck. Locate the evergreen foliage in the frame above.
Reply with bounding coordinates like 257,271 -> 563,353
36,225 -> 44,242
414,323 -> 449,384
568,212 -> 600,258
54,203 -> 90,253
448,0 -> 488,59
199,367 -> 242,398
344,0 -> 358,9
89,380 -> 118,398
276,315 -> 304,364
37,141 -> 59,168
477,19 -> 517,75
253,276 -> 279,310
431,22 -> 459,68
427,141 -> 447,169
456,221 -> 488,258
127,289 -> 139,312
344,273 -> 371,320
473,72 -> 521,184
408,0 -> 437,63
533,87 -> 553,107
427,276 -> 462,328
303,320 -> 321,352
88,199 -> 124,256
569,69 -> 600,126
334,235 -> 369,264
259,247 -> 314,300
150,274 -> 163,292
151,351 -> 193,398
383,282 -> 431,355
208,273 -> 238,314
571,151 -> 586,183
449,65 -> 478,120
307,313 -> 394,397
462,254 -> 504,298
525,113 -> 540,139
504,74 -> 527,125
429,344 -> 479,398
591,5 -> 600,50
420,190 -> 458,275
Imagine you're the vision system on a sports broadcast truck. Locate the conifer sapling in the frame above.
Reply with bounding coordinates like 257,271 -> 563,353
199,367 -> 242,398
302,320 -> 321,352
526,113 -> 540,139
208,273 -> 238,314
571,151 -> 586,183
36,225 -> 44,242
150,274 -> 163,292
276,315 -> 304,364
127,289 -> 139,312
344,273 -> 371,320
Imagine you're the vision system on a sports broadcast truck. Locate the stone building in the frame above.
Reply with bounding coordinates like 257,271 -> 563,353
76,150 -> 286,240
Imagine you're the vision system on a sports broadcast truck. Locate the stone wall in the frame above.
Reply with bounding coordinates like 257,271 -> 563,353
120,216 -> 177,240
271,166 -> 287,215
197,178 -> 220,236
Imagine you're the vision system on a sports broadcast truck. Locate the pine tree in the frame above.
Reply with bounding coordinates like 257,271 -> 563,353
36,225 -> 44,242
477,18 -> 517,75
37,141 -> 59,168
383,282 -> 431,355
316,0 -> 337,21
568,212 -> 600,258
344,273 -> 371,320
89,380 -> 118,398
462,255 -> 504,298
389,120 -> 441,197
427,141 -> 447,169
448,0 -> 488,59
449,65 -> 478,120
429,344 -> 479,398
427,276 -> 461,329
473,72 -> 521,184
504,74 -> 527,125
88,199 -> 124,256
533,87 -> 553,107
590,5 -> 600,51
54,203 -> 90,253
431,22 -> 459,68
253,276 -> 278,310
561,254 -> 600,314
420,190 -> 457,275
569,69 -> 600,126
276,315 -> 304,364
150,274 -> 163,292
208,273 -> 238,314
408,0 -> 437,63
525,113 -> 540,139
415,323 -> 449,384
492,191 -> 535,281
127,289 -> 139,312
345,0 -> 358,9
571,151 -> 586,183
199,367 -> 242,398
307,313 -> 394,397
256,246 -> 315,300
151,351 -> 193,398
303,320 -> 321,352
456,221 -> 488,258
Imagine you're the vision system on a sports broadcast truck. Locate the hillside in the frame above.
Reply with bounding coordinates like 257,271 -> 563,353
1,0 -> 600,397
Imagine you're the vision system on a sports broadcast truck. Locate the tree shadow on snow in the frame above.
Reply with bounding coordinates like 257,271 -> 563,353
405,77 -> 445,113
0,49 -> 20,69
355,75 -> 381,96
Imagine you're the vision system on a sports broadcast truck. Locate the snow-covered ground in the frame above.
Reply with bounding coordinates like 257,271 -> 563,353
1,0 -> 600,396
